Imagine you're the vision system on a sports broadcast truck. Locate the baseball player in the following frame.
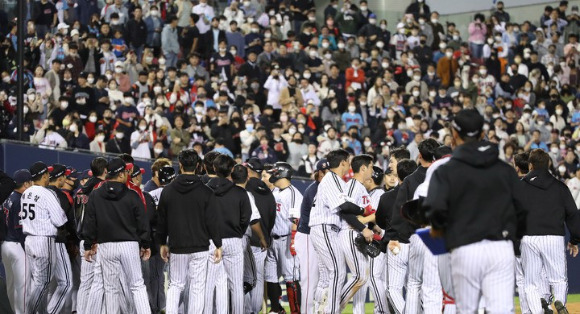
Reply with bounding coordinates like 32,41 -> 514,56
204,154 -> 252,314
142,158 -> 172,192
295,159 -> 329,314
200,151 -> 222,184
244,158 -> 277,314
45,164 -> 76,314
388,138 -> 439,314
423,109 -> 527,313
2,169 -> 29,314
82,157 -> 151,314
265,162 -> 304,314
75,157 -> 107,314
21,161 -> 68,314
340,154 -> 376,313
308,149 -> 374,314
156,149 -> 222,314
519,149 -> 580,313
356,166 -> 388,314
147,165 -> 176,313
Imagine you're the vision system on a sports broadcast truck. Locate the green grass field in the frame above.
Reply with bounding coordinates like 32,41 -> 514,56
282,294 -> 580,313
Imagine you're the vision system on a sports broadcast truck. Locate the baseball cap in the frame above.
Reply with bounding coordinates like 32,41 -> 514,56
57,23 -> 69,30
49,164 -> 71,179
13,169 -> 32,185
29,162 -> 53,179
114,61 -> 123,68
371,166 -> 383,181
245,157 -> 264,173
452,109 -> 484,138
107,158 -> 133,177
67,166 -> 79,179
78,169 -> 92,181
315,158 -> 330,172
131,166 -> 145,178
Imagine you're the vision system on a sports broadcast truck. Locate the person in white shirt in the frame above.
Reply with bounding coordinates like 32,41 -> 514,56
191,0 -> 214,34
130,119 -> 154,159
567,166 -> 580,209
263,66 -> 288,111
300,78 -> 321,106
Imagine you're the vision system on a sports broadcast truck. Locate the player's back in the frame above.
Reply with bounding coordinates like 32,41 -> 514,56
309,171 -> 345,228
21,185 -> 67,237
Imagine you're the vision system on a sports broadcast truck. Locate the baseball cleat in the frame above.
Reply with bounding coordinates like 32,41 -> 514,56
541,298 -> 553,314
555,300 -> 568,314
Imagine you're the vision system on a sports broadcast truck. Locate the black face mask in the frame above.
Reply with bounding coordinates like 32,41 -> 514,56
420,40 -> 426,45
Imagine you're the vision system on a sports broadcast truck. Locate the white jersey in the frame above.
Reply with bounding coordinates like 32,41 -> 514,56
309,171 -> 348,228
342,179 -> 372,229
271,185 -> 303,237
20,185 -> 67,237
414,156 -> 451,199
244,191 -> 262,237
369,188 -> 385,211
149,186 -> 164,206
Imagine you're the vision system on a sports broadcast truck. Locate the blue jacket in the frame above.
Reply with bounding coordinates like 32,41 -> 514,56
297,181 -> 319,234
3,192 -> 25,245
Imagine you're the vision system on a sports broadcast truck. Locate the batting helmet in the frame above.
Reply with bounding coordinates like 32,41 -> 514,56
267,162 -> 294,183
158,166 -> 176,185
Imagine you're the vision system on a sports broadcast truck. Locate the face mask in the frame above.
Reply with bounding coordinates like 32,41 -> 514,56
69,124 -> 78,132
551,147 -> 559,154
364,141 -> 371,147
560,144 -> 567,150
337,42 -> 345,49
89,116 -> 97,123
298,128 -> 306,134
429,91 -> 437,97
495,36 -> 502,42
219,47 -> 226,53
61,102 -> 69,109
369,19 -> 376,25
445,52 -> 453,58
523,112 -> 531,119
412,90 -> 420,97
27,94 -> 36,102
288,127 -> 296,135
398,28 -> 405,34
406,70 -> 414,77
87,77 -> 95,84
382,62 -> 389,68
309,50 -> 317,58
559,166 -> 566,173
304,72 -> 312,79
325,53 -> 332,59
154,148 -> 164,154
439,43 -> 447,50
431,18 -> 438,24
116,132 -> 124,139
348,106 -> 356,113
487,38 -> 494,45
413,75 -> 421,81
159,58 -> 166,65
243,1 -> 250,6
556,109 -> 563,115
454,81 -> 461,88
308,16 -> 316,22
139,125 -> 147,131
111,104 -> 117,111
105,74 -> 113,81
150,10 -> 159,17
381,24 -> 387,30
264,33 -> 272,38
125,97 -> 134,104
251,28 -> 259,33
230,49 -> 237,55
453,35 -> 459,41
115,67 -> 123,73
321,42 -> 330,49
479,69 -> 487,76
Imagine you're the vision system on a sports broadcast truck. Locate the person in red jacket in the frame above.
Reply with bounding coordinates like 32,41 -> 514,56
345,58 -> 366,91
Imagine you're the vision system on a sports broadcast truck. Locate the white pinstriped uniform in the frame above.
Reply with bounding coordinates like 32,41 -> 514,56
515,255 -> 550,314
243,192 -> 260,287
204,238 -> 244,314
47,241 -> 73,314
309,171 -> 348,314
245,247 -> 267,313
166,250 -> 208,314
1,241 -> 26,314
354,188 -> 390,314
99,241 -> 151,314
265,185 -> 303,283
339,179 -> 371,313
387,242 -> 410,314
20,186 -> 68,314
405,234 -> 442,314
521,235 -> 568,312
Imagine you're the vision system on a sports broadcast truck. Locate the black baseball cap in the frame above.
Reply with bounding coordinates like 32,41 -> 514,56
66,166 -> 79,178
452,109 -> 484,138
371,166 -> 384,181
315,158 -> 330,172
79,169 -> 92,181
50,164 -> 71,179
30,162 -> 53,179
245,157 -> 264,173
107,158 -> 133,176
131,166 -> 145,178
13,169 -> 32,185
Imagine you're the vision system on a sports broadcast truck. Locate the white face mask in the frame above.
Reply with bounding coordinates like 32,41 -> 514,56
304,73 -> 311,79
550,147 -> 559,154
27,94 -> 36,102
364,141 -> 371,147
219,47 -> 226,53
382,62 -> 389,68
115,67 -> 123,73
309,50 -> 317,58
116,132 -> 125,139
413,75 -> 421,81
412,90 -> 420,97
96,135 -> 105,142
429,91 -> 437,97
380,24 -> 387,30
69,124 -> 78,132
139,125 -> 147,131
369,19 -> 376,25
159,58 -> 166,65
445,52 -> 453,58
479,69 -> 487,76
559,166 -> 567,173
556,109 -> 563,115
322,42 -> 330,49
154,148 -> 164,154
61,101 -> 69,109
288,127 -> 296,135
87,77 -> 95,84
337,42 -> 345,49
230,50 -> 237,55
431,18 -> 438,24
89,116 -> 97,123
348,106 -> 356,113
150,10 -> 159,17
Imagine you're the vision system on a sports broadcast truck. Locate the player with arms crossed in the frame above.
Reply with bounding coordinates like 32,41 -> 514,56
265,162 -> 304,313
22,162 -> 69,314
309,149 -> 374,314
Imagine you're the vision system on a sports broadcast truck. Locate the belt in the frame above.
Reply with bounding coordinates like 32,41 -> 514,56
272,234 -> 289,240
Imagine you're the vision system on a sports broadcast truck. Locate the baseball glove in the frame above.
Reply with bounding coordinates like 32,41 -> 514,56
354,234 -> 382,258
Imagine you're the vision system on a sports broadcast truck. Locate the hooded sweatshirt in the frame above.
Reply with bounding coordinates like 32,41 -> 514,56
520,169 -> 580,243
207,177 -> 252,239
156,174 -> 221,253
423,141 -> 527,251
246,177 -> 276,247
82,181 -> 150,250
388,166 -> 427,243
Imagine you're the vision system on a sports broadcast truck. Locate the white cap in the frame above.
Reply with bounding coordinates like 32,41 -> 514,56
114,61 -> 123,68
57,23 -> 69,30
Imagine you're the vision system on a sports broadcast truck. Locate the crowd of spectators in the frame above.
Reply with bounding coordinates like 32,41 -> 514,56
0,0 -> 580,178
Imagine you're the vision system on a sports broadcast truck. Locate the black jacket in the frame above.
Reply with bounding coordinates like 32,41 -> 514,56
156,174 -> 221,254
83,181 -> 150,250
376,185 -> 400,232
423,141 -> 526,251
520,169 -> 580,243
246,177 -> 276,247
388,167 -> 427,243
143,192 -> 159,255
207,177 -> 252,239
47,185 -> 76,243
